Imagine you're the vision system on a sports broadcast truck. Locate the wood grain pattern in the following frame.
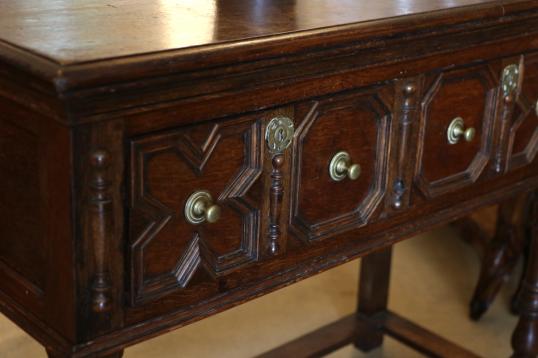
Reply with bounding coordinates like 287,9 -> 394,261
0,0 -> 522,65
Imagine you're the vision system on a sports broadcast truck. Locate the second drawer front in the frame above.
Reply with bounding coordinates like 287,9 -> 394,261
415,64 -> 498,198
289,88 -> 392,242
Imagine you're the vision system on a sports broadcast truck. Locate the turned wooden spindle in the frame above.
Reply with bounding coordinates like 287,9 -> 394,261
89,149 -> 113,313
268,154 -> 285,255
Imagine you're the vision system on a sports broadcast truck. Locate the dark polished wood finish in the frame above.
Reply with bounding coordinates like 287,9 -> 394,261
355,247 -> 392,351
259,311 -> 481,358
2,1 -> 538,357
513,192 -> 538,357
461,194 -> 530,320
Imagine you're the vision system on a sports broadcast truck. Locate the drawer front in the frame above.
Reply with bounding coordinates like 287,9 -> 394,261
508,53 -> 538,169
415,64 -> 498,198
289,88 -> 392,241
128,115 -> 263,305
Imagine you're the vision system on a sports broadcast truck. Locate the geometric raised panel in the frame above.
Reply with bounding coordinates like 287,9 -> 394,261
289,89 -> 391,242
415,64 -> 497,198
129,117 -> 262,305
508,53 -> 538,170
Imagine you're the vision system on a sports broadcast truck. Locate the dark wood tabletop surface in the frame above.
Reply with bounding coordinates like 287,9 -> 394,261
0,0 -> 533,65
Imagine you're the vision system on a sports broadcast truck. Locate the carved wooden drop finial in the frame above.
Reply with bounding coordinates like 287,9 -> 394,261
89,149 -> 113,313
265,116 -> 294,255
268,154 -> 285,254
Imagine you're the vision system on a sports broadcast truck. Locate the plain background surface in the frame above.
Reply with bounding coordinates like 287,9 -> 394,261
0,207 -> 521,357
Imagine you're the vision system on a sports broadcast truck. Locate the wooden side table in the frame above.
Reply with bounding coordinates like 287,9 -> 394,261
1,1 -> 538,357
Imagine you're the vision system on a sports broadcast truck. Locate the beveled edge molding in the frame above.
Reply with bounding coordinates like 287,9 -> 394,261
506,54 -> 538,171
289,90 -> 391,242
128,117 -> 263,305
415,64 -> 497,198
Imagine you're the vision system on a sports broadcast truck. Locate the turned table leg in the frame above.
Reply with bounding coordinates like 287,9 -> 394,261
470,194 -> 528,320
355,247 -> 392,351
512,193 -> 538,357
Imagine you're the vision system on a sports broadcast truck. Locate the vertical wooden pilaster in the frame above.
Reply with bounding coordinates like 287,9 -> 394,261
385,77 -> 421,214
75,119 -> 125,340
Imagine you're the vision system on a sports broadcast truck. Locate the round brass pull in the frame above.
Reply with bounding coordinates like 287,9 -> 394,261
447,117 -> 476,144
184,191 -> 221,225
329,151 -> 361,182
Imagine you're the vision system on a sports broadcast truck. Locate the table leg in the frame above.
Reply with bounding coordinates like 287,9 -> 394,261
354,247 -> 392,351
512,193 -> 538,357
470,194 -> 527,320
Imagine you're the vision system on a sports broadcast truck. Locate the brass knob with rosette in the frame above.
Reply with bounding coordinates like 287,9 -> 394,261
447,117 -> 475,144
184,190 -> 221,225
329,151 -> 361,182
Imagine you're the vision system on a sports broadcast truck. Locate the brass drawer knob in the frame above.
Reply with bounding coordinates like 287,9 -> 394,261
184,191 -> 221,225
447,117 -> 475,144
329,151 -> 361,182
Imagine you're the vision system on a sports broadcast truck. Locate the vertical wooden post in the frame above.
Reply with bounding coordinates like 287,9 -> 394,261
470,193 -> 527,320
512,192 -> 538,357
355,247 -> 393,351
75,119 -> 125,342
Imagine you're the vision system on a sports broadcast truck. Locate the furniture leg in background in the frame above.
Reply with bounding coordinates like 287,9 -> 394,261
512,192 -> 538,357
469,193 -> 529,320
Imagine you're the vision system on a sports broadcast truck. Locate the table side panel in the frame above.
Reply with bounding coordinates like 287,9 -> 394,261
0,96 -> 76,342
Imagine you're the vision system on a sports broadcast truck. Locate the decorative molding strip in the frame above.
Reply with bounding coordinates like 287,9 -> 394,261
495,93 -> 516,173
88,149 -> 113,313
495,62 -> 521,173
393,82 -> 418,209
265,116 -> 294,255
268,155 -> 284,254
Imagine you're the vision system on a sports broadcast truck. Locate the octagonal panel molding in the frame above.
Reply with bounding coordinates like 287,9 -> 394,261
415,64 -> 498,198
289,89 -> 392,242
